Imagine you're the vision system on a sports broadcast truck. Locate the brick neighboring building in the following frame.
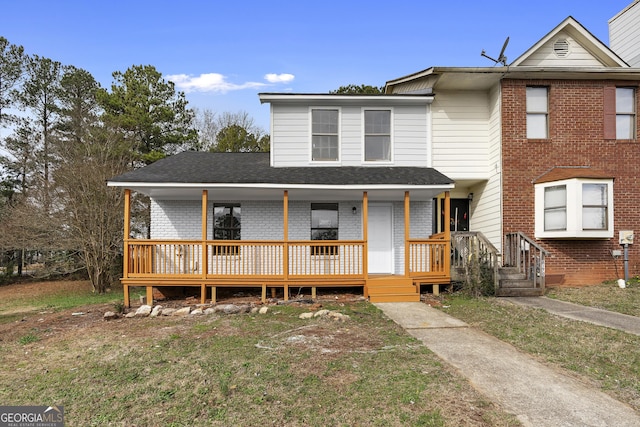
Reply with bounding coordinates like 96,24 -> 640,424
387,15 -> 640,286
502,78 -> 640,284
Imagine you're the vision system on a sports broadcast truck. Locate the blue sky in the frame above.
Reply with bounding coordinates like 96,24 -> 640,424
2,0 -> 633,131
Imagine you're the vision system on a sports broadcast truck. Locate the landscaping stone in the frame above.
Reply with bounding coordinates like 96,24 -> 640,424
160,308 -> 177,316
135,305 -> 152,317
124,311 -> 136,318
103,311 -> 118,320
191,308 -> 203,315
150,305 -> 163,318
299,312 -> 314,319
215,304 -> 246,314
259,306 -> 269,314
329,311 -> 350,322
172,307 -> 191,316
314,309 -> 330,317
204,307 -> 216,315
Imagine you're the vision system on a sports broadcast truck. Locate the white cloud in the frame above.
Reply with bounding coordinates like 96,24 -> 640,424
165,73 -> 266,94
264,73 -> 295,83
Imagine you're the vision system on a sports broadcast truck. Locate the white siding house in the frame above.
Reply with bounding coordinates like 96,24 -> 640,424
609,0 -> 640,67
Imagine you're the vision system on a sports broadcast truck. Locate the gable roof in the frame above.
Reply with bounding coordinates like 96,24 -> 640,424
386,17 -> 637,93
511,16 -> 628,67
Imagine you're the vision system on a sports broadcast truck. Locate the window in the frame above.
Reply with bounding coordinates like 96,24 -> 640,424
582,183 -> 608,230
616,87 -> 636,139
311,203 -> 338,255
535,179 -> 613,239
311,109 -> 339,161
526,87 -> 548,139
213,204 -> 240,255
364,109 -> 391,161
544,185 -> 566,231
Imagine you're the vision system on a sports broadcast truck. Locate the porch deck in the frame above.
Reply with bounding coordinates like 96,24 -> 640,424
122,238 -> 451,306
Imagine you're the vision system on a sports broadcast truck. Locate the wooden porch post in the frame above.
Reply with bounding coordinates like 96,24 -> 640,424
283,190 -> 289,300
123,189 -> 131,308
404,191 -> 410,277
201,190 -> 208,304
363,192 -> 368,280
444,191 -> 452,273
444,191 -> 451,242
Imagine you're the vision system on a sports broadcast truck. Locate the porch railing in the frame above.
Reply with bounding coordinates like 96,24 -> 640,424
126,238 -> 449,282
408,235 -> 450,277
126,240 -> 365,281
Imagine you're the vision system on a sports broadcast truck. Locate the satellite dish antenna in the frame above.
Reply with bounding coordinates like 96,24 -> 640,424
481,37 -> 509,66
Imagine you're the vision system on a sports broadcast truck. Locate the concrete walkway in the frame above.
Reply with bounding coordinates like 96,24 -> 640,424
504,296 -> 640,336
375,301 -> 640,427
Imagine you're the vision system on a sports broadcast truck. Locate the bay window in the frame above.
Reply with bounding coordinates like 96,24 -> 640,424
535,178 -> 613,239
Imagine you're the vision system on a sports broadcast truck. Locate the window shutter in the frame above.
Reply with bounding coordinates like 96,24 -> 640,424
603,86 -> 616,140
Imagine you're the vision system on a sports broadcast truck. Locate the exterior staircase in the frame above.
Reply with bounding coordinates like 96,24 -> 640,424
496,232 -> 548,297
452,231 -> 548,297
496,266 -> 544,297
366,276 -> 420,303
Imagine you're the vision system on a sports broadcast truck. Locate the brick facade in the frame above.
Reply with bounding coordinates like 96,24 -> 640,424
502,79 -> 640,285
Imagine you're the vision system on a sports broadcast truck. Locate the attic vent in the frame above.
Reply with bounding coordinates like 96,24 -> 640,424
553,39 -> 570,57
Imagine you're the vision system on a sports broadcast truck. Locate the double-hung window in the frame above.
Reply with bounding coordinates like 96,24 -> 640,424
213,204 -> 241,255
311,109 -> 339,161
543,185 -> 566,231
582,183 -> 608,230
311,203 -> 338,255
526,87 -> 549,139
616,87 -> 636,140
364,109 -> 391,162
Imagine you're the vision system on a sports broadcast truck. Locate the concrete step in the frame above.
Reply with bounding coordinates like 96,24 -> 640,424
369,293 -> 421,303
498,267 -> 528,281
500,279 -> 536,289
496,287 -> 544,297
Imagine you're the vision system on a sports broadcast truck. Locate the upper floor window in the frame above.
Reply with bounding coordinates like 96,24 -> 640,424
311,109 -> 339,161
616,87 -> 636,140
364,109 -> 391,162
526,87 -> 548,139
535,178 -> 613,239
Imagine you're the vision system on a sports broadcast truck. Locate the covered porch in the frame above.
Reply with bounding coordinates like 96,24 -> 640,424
120,189 -> 452,306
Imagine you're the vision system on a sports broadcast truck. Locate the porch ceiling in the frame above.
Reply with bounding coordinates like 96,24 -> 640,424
122,185 -> 451,202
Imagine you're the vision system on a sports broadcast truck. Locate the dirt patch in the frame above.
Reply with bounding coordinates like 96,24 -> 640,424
0,280 -> 368,348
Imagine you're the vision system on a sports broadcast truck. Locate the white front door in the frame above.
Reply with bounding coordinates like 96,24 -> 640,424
368,204 -> 394,274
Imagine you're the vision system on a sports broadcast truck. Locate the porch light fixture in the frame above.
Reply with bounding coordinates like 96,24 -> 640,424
352,206 -> 357,215
468,193 -> 474,200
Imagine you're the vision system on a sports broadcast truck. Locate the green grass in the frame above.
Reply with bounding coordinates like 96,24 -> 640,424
0,281 -> 143,324
546,280 -> 640,316
0,290 -> 519,426
439,293 -> 640,411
